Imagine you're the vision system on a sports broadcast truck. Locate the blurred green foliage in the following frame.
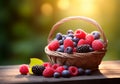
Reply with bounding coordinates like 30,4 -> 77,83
0,0 -> 120,65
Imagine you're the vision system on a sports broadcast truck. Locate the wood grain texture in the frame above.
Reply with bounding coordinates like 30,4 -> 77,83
0,60 -> 120,84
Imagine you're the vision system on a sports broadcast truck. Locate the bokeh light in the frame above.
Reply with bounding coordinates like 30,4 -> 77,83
57,0 -> 70,10
41,3 -> 53,16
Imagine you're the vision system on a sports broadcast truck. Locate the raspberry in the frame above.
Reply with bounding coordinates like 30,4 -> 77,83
19,64 -> 29,75
85,34 -> 94,45
63,38 -> 74,49
52,64 -> 60,70
68,66 -> 78,76
73,47 -> 76,52
43,67 -> 54,77
77,39 -> 86,46
43,62 -> 52,68
74,29 -> 86,39
48,40 -> 60,51
32,65 -> 45,75
77,44 -> 91,53
92,40 -> 104,51
55,66 -> 65,74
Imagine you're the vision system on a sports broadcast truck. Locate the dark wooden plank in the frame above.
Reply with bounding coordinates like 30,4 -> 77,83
0,60 -> 120,84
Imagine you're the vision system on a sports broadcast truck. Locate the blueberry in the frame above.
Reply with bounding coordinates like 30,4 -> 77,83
73,42 -> 77,47
78,68 -> 84,75
67,30 -> 74,34
62,35 -> 67,40
59,45 -> 64,50
72,37 -> 80,43
65,47 -> 73,54
62,70 -> 70,78
85,69 -> 92,75
89,47 -> 94,52
59,40 -> 63,45
54,72 -> 60,78
66,37 -> 73,40
57,48 -> 64,52
67,33 -> 74,38
63,65 -> 69,70
91,31 -> 100,39
56,33 -> 62,40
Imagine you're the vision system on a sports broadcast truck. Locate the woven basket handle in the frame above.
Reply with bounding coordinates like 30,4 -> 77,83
48,16 -> 107,49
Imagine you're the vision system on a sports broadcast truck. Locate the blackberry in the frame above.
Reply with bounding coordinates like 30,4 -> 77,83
77,44 -> 91,53
32,65 -> 45,75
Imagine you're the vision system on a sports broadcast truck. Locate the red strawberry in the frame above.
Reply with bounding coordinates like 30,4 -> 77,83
43,67 -> 54,77
19,64 -> 29,75
85,34 -> 94,45
77,39 -> 86,46
74,29 -> 86,39
92,40 -> 104,51
68,66 -> 78,76
48,40 -> 60,51
63,38 -> 74,49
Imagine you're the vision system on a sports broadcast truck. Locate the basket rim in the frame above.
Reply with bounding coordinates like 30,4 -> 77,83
45,46 -> 107,58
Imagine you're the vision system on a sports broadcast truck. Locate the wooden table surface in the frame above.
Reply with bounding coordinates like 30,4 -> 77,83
0,60 -> 120,84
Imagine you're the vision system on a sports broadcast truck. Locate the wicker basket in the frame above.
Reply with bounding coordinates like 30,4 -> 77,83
45,16 -> 108,70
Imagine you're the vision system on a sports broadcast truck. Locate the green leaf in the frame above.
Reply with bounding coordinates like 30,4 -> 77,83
29,58 -> 44,74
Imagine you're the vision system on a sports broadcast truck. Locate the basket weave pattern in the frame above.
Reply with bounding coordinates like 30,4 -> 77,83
45,16 -> 107,70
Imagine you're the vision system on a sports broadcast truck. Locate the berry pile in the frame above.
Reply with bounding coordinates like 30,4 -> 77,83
19,62 -> 92,78
48,29 -> 104,54
19,57 -> 94,78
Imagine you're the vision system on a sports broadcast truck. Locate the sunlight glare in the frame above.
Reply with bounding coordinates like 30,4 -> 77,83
79,0 -> 97,16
